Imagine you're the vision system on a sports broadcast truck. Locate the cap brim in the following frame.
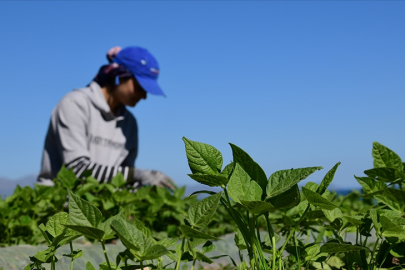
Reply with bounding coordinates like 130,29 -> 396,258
135,75 -> 165,96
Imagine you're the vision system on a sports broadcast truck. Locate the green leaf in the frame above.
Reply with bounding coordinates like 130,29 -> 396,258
38,223 -> 51,244
99,262 -> 121,270
188,192 -> 222,228
202,241 -> 215,253
57,165 -> 77,189
322,208 -> 343,223
64,224 -> 105,240
266,167 -> 323,199
67,190 -> 102,227
63,249 -> 83,259
369,209 -> 381,235
267,184 -> 300,209
157,238 -> 179,248
110,218 -> 151,251
46,212 -> 69,238
140,244 -> 169,260
372,142 -> 403,170
364,168 -> 399,182
196,251 -> 213,263
86,261 -> 96,270
180,225 -> 220,240
355,176 -> 386,195
380,216 -> 405,238
229,143 -> 268,194
248,181 -> 262,201
187,174 -> 229,187
183,137 -> 223,175
97,212 -> 124,240
343,216 -> 363,227
239,200 -> 275,215
220,162 -> 234,178
320,243 -> 368,253
302,187 -> 338,210
227,163 -> 251,203
375,188 -> 405,213
128,216 -> 151,238
57,234 -> 82,246
111,173 -> 126,188
318,162 -> 340,195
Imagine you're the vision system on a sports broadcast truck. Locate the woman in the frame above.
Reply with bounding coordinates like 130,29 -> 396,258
38,46 -> 176,190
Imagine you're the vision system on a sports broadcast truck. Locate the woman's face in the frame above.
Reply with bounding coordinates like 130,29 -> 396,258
114,77 -> 147,107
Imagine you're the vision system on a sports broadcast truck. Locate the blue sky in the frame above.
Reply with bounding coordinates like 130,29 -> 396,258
0,1 -> 404,189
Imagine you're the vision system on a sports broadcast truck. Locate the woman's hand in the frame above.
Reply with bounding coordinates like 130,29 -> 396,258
134,169 -> 177,191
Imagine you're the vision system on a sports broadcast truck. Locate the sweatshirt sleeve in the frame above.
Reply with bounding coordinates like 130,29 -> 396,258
52,93 -> 89,164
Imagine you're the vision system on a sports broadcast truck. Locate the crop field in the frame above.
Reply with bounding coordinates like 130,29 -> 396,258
1,138 -> 404,270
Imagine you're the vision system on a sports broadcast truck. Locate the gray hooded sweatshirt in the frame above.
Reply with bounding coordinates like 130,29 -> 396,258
38,82 -> 137,185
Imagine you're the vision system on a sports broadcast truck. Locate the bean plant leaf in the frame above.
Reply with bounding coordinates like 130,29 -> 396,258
64,224 -> 105,240
183,137 -> 223,175
369,209 -> 381,235
99,262 -> 121,270
267,184 -> 300,209
196,251 -> 213,264
188,174 -> 229,187
111,173 -> 126,188
220,162 -> 234,178
229,143 -> 267,194
46,212 -> 69,238
57,165 -> 77,189
140,244 -> 169,260
375,188 -> 405,213
188,192 -> 222,228
380,216 -> 405,238
248,180 -> 263,201
239,200 -> 275,215
320,243 -> 368,253
63,249 -> 83,259
202,241 -> 215,253
38,223 -> 51,244
355,176 -> 386,195
97,212 -> 125,240
227,163 -> 251,204
322,208 -> 343,223
302,187 -> 338,210
180,225 -> 220,240
372,142 -> 403,170
67,190 -> 102,228
86,262 -> 96,270
343,216 -> 363,227
318,162 -> 340,195
110,218 -> 142,251
266,167 -> 323,199
364,168 -> 399,182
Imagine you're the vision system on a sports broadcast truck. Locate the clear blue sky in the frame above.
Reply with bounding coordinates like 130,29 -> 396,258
1,1 -> 404,189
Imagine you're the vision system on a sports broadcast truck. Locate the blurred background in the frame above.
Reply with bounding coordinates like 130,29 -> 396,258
1,1 -> 404,196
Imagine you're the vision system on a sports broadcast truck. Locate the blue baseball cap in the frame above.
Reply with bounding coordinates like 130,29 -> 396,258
113,46 -> 165,96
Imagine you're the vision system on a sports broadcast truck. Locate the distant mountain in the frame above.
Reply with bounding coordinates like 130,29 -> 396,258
0,174 -> 37,198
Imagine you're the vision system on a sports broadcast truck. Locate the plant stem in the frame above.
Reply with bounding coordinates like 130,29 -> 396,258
175,237 -> 186,270
294,233 -> 301,270
51,256 -> 55,270
101,240 -> 112,270
369,237 -> 380,265
69,241 -> 74,270
272,234 -> 277,270
279,205 -> 310,256
140,260 -> 144,270
265,215 -> 277,270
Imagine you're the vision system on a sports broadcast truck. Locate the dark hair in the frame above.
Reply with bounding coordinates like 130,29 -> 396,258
93,64 -> 132,88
